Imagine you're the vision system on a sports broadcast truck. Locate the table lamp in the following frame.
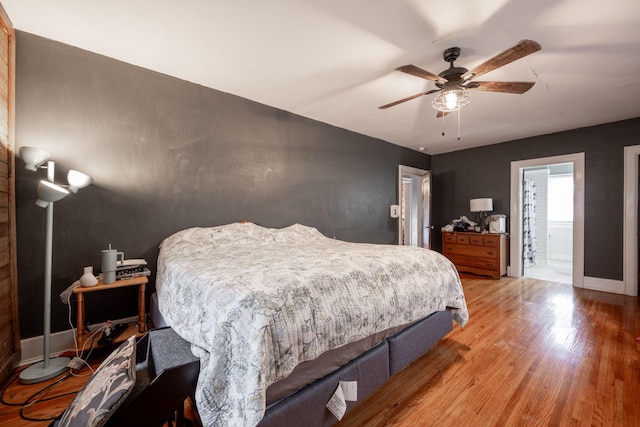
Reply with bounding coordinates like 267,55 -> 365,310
470,198 -> 493,231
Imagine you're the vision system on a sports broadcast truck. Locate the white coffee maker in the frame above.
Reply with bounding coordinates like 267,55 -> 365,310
488,214 -> 506,233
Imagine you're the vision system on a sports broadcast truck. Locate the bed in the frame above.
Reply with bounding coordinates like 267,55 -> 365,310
155,222 -> 468,426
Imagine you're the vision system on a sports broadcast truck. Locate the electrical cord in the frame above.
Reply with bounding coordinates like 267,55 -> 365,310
0,370 -> 20,406
2,279 -> 142,421
19,374 -> 74,422
65,280 -> 111,376
0,329 -> 105,421
0,283 -> 106,421
0,370 -> 75,422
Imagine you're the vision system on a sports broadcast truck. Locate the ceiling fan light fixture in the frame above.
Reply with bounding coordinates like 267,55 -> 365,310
432,88 -> 471,112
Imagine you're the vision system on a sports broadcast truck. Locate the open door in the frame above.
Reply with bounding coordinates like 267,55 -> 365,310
398,165 -> 432,248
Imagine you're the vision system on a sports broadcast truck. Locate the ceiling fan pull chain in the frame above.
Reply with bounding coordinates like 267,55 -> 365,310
442,113 -> 445,136
457,108 -> 461,140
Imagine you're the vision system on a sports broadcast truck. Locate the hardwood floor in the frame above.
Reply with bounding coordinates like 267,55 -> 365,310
0,276 -> 638,426
339,277 -> 640,426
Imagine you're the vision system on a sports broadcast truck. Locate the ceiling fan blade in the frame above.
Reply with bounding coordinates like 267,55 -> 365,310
379,89 -> 441,109
395,65 -> 447,84
461,40 -> 541,81
466,81 -> 535,94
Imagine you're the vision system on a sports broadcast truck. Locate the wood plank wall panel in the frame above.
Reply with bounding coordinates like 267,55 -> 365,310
0,2 -> 18,386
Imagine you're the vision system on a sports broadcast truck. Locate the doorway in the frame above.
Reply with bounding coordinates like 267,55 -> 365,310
522,164 -> 574,284
398,165 -> 431,248
510,153 -> 585,288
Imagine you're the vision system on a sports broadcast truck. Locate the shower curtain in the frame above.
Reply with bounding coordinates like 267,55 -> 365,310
523,178 -> 537,265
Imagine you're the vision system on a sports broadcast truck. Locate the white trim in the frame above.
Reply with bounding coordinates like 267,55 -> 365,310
583,277 -> 625,295
510,153 -> 585,289
398,165 -> 430,247
623,145 -> 640,296
20,328 -> 76,366
19,315 -> 140,366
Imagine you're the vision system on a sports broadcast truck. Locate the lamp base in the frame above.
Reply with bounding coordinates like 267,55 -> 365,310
19,356 -> 71,384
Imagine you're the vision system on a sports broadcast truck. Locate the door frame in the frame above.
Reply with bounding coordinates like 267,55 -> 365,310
509,153 -> 585,288
398,165 -> 431,248
623,145 -> 640,296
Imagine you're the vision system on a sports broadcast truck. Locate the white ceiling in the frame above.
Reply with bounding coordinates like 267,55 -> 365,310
3,0 -> 640,154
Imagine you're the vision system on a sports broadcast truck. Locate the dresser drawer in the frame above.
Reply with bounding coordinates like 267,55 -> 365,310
443,243 -> 499,259
456,234 -> 470,244
483,235 -> 500,247
469,235 -> 484,246
447,255 -> 500,271
443,233 -> 456,244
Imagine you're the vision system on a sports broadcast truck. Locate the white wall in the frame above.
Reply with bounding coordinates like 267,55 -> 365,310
548,221 -> 573,262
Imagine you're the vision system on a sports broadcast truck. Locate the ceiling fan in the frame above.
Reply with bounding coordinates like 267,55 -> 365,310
379,39 -> 541,114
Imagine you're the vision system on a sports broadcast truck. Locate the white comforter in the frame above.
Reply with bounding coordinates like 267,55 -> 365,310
156,222 -> 468,426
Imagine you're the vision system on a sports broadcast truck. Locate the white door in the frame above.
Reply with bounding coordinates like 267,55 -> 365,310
398,166 -> 432,248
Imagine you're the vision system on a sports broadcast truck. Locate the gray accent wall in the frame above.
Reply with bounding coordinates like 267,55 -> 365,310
431,117 -> 640,281
15,32 -> 430,338
15,30 -> 640,341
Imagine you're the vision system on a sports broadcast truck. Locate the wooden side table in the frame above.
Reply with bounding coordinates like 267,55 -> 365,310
72,276 -> 148,345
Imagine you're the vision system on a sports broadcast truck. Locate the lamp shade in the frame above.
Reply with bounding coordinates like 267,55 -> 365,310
470,198 -> 493,212
432,89 -> 472,112
36,180 -> 69,208
19,146 -> 50,171
67,169 -> 93,193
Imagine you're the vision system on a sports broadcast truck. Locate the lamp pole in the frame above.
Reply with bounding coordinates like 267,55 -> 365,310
19,161 -> 71,384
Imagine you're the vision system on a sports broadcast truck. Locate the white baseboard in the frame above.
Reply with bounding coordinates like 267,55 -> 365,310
19,328 -> 77,366
583,276 -> 625,294
19,315 -> 140,366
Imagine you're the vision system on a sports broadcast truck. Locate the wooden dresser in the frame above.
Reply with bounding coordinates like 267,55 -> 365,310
442,231 -> 507,279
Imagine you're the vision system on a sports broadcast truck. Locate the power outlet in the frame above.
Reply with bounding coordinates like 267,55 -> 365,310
98,323 -> 127,346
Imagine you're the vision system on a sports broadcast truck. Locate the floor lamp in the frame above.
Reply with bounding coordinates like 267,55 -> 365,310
18,147 -> 93,384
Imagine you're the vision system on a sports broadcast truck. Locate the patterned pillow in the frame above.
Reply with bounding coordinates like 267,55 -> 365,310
58,336 -> 136,427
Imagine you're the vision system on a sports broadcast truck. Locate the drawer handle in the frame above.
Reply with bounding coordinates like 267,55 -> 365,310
486,240 -> 495,244
486,263 -> 495,268
487,251 -> 495,255
472,239 -> 480,243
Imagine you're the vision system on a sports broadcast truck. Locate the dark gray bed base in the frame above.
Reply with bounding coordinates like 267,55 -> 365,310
259,309 -> 453,426
150,293 -> 453,426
